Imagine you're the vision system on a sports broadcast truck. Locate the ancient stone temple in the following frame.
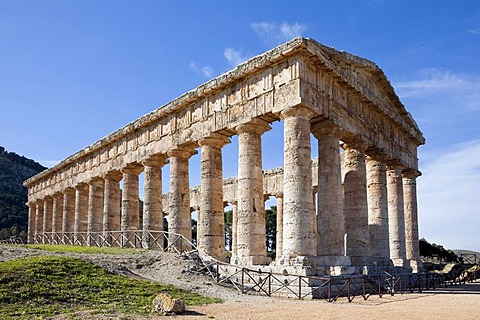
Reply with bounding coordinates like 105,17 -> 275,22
24,38 -> 425,274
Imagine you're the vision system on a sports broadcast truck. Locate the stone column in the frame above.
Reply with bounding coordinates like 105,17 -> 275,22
387,162 -> 407,267
168,147 -> 196,252
43,196 -> 53,244
74,183 -> 88,244
62,188 -> 75,242
231,201 -> 238,258
103,171 -> 122,245
366,155 -> 391,265
312,125 -> 345,257
142,155 -> 168,248
280,106 -> 316,261
52,193 -> 64,243
234,119 -> 271,265
87,178 -> 104,246
34,199 -> 44,244
343,140 -> 370,265
198,134 -> 230,260
27,202 -> 36,244
121,164 -> 143,247
403,169 -> 422,272
275,194 -> 284,260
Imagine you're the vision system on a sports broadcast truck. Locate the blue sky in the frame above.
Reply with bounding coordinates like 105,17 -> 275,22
1,1 -> 479,252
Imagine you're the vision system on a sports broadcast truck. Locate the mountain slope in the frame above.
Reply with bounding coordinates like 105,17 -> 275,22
0,146 -> 46,240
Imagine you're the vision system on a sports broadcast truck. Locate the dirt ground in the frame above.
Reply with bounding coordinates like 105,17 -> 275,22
1,245 -> 479,320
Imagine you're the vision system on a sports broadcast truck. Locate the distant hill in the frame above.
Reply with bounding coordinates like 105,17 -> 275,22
0,146 -> 46,240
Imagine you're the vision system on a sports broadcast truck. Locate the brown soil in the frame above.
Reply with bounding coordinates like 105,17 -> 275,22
1,245 -> 479,320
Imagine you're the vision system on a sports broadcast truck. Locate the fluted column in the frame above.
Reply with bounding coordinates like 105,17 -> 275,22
74,183 -> 88,244
43,196 -> 53,244
121,164 -> 143,247
275,194 -> 284,260
387,162 -> 407,267
52,193 -> 64,243
168,147 -> 196,251
27,202 -> 36,244
198,134 -> 230,260
403,169 -> 422,272
142,155 -> 168,248
87,178 -> 104,246
366,155 -> 391,265
103,171 -> 122,245
280,106 -> 315,260
343,140 -> 370,265
62,188 -> 75,240
231,201 -> 238,258
34,199 -> 44,244
312,125 -> 344,257
234,119 -> 271,265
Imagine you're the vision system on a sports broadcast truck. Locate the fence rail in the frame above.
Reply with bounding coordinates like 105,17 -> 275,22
2,231 -> 479,302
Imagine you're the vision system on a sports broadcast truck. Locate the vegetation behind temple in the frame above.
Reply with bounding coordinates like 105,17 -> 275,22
0,146 -> 46,240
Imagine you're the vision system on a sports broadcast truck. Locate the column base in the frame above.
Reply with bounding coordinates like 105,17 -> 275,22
230,255 -> 271,266
409,259 -> 423,273
391,258 -> 409,268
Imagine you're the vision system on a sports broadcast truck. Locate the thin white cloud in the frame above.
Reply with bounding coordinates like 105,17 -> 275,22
251,21 -> 307,45
418,139 -> 480,251
394,68 -> 480,111
224,48 -> 247,67
189,61 -> 214,78
469,27 -> 480,35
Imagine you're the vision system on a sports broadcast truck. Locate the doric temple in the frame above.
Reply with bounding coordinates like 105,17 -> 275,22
24,38 -> 425,275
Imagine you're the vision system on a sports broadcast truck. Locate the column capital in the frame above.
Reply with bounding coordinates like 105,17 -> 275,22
167,146 -> 197,159
43,195 -> 53,202
198,133 -> 231,148
235,118 -> 271,135
142,154 -> 168,167
103,170 -> 123,182
26,202 -> 36,208
386,160 -> 405,171
74,183 -> 88,191
52,192 -> 64,200
280,105 -> 315,120
87,177 -> 104,188
36,199 -> 44,205
341,137 -> 370,152
63,187 -> 75,196
402,168 -> 422,179
311,120 -> 343,139
365,148 -> 389,162
121,163 -> 144,175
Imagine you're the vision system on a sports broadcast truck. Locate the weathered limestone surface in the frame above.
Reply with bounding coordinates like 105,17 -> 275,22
27,203 -> 35,243
142,156 -> 167,248
121,165 -> 143,232
343,142 -> 370,265
168,147 -> 196,250
103,171 -> 122,233
52,193 -> 63,235
24,38 -> 425,275
313,124 -> 344,257
62,188 -> 75,234
74,184 -> 88,235
387,164 -> 407,267
366,156 -> 391,265
403,169 -> 422,271
198,135 -> 230,260
280,106 -> 316,260
234,119 -> 270,265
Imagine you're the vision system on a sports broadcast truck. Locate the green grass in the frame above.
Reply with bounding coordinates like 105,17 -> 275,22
21,244 -> 143,255
0,256 -> 221,319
